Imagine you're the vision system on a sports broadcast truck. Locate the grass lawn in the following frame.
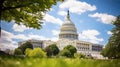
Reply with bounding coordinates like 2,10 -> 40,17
0,57 -> 120,67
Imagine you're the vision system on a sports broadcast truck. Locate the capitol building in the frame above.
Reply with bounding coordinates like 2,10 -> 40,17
19,11 -> 104,59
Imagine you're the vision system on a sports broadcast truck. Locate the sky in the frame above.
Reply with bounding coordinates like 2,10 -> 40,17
1,0 -> 120,50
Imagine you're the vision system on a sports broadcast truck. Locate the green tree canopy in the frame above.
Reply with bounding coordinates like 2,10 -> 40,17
44,44 -> 59,57
18,41 -> 33,54
101,15 -> 120,59
60,49 -> 71,57
60,45 -> 77,58
44,46 -> 52,57
14,48 -> 22,55
1,0 -> 63,29
64,45 -> 77,56
25,48 -> 46,58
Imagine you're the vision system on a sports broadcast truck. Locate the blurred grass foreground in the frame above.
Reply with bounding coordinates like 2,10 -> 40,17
0,57 -> 120,67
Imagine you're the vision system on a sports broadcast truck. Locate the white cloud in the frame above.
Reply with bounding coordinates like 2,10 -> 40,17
107,31 -> 112,35
52,30 -> 60,36
79,29 -> 104,44
43,14 -> 63,25
27,34 -> 58,41
58,11 -> 67,16
14,34 -> 28,40
59,0 -> 96,14
15,34 -> 58,42
13,24 -> 32,32
27,34 -> 49,40
51,37 -> 58,41
89,12 -> 116,24
13,33 -> 57,41
13,33 -> 53,41
0,30 -> 17,50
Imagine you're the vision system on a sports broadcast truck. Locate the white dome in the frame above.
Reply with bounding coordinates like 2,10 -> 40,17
59,11 -> 78,40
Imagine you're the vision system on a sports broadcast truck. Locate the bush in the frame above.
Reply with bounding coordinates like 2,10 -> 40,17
74,53 -> 85,58
25,48 -> 32,56
60,49 -> 71,57
14,48 -> 23,55
44,44 -> 59,57
25,48 -> 46,58
44,46 -> 52,57
60,45 -> 77,58
18,41 -> 33,54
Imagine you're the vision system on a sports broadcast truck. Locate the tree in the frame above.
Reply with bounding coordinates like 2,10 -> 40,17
101,15 -> 120,59
60,45 -> 77,58
1,0 -> 63,29
14,48 -> 22,55
60,49 -> 71,57
64,45 -> 77,56
18,41 -> 33,54
44,46 -> 52,57
44,44 -> 59,57
25,48 -> 46,58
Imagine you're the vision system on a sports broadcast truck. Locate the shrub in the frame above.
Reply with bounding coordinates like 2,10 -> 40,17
18,41 -> 33,54
60,49 -> 71,57
45,44 -> 59,57
74,53 -> 85,58
60,45 -> 77,58
14,48 -> 23,55
25,48 -> 46,58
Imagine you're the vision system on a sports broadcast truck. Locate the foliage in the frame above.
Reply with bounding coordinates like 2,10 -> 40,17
44,44 -> 59,57
25,48 -> 32,57
60,45 -> 77,58
25,48 -> 46,58
18,41 -> 33,54
44,46 -> 52,57
1,0 -> 63,29
14,48 -> 23,55
101,43 -> 116,59
0,57 -> 120,67
60,49 -> 71,57
74,53 -> 85,59
101,15 -> 120,59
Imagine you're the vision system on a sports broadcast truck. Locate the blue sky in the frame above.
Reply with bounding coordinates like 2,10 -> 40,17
1,0 -> 120,50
